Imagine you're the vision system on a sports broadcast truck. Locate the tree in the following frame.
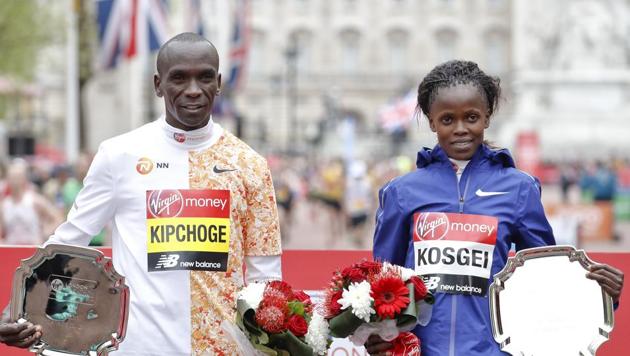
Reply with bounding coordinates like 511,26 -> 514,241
0,0 -> 51,80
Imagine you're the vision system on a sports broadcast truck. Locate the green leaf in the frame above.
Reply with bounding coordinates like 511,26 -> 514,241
238,299 -> 264,336
288,301 -> 305,316
328,309 -> 365,338
253,343 -> 278,355
258,330 -> 270,345
396,283 -> 419,329
268,331 -> 315,356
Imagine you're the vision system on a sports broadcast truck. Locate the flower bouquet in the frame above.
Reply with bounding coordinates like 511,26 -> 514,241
322,260 -> 434,355
222,280 -> 319,356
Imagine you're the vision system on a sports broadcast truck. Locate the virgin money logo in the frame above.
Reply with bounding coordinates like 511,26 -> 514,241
147,190 -> 184,218
416,212 -> 449,241
173,133 -> 186,143
136,157 -> 154,175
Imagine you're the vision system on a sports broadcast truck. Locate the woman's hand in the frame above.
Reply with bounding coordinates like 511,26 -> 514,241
587,264 -> 624,304
365,334 -> 393,356
0,316 -> 42,349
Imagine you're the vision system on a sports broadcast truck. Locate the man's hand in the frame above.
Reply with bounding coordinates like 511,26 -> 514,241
587,264 -> 624,304
0,317 -> 42,348
365,334 -> 393,356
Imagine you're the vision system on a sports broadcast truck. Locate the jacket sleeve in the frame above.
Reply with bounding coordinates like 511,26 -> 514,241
46,143 -> 116,247
513,176 -> 556,250
373,181 -> 409,266
242,154 -> 282,256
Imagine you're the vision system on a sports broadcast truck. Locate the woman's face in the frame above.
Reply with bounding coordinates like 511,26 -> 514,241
427,84 -> 490,160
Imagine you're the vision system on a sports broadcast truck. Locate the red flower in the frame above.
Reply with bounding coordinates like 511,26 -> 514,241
330,271 -> 345,290
294,290 -> 311,304
358,260 -> 382,275
342,266 -> 366,283
391,332 -> 420,356
409,276 -> 428,301
265,280 -> 295,300
260,294 -> 288,310
325,289 -> 343,318
286,314 -> 308,337
371,276 -> 410,319
294,290 -> 313,313
255,305 -> 288,333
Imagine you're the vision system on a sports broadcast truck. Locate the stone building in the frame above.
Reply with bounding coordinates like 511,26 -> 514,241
231,0 -> 514,157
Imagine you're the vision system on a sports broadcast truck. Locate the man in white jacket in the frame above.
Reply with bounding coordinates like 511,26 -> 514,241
0,32 -> 282,355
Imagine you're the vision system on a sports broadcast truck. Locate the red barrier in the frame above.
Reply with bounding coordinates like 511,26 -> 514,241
0,247 -> 627,355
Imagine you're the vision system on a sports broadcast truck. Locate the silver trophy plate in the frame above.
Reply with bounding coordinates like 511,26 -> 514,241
489,245 -> 614,356
10,244 -> 129,355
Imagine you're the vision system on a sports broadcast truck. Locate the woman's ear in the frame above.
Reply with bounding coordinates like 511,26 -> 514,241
484,116 -> 490,129
428,117 -> 437,132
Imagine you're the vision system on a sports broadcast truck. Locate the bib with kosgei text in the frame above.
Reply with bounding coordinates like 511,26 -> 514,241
146,189 -> 230,272
413,212 -> 498,297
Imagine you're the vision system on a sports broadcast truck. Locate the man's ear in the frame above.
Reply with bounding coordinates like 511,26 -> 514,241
154,74 -> 163,97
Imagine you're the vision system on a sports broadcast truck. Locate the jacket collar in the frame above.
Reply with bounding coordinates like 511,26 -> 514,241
416,144 -> 515,169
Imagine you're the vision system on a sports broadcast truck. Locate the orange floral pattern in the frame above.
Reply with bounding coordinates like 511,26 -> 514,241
188,131 -> 282,355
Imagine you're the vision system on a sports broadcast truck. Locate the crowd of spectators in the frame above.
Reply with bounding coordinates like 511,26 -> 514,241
0,152 -> 628,249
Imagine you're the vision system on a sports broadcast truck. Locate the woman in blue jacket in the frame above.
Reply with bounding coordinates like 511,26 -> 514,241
367,60 -> 624,356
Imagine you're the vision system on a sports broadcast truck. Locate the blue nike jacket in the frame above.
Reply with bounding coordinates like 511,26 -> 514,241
373,144 -> 555,356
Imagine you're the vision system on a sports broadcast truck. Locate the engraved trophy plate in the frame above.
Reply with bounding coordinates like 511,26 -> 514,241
489,245 -> 614,356
10,244 -> 129,355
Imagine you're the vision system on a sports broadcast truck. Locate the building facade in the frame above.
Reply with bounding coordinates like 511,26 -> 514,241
233,0 -> 514,158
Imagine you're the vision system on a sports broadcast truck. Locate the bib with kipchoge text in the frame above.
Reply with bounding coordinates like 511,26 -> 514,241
146,189 -> 230,272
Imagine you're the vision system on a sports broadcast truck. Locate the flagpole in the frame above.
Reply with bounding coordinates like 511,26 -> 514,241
65,0 -> 80,163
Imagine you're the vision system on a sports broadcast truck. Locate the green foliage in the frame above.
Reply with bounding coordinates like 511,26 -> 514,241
0,0 -> 58,80
288,300 -> 305,317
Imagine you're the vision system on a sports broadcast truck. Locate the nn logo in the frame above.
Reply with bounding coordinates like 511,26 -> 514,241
136,157 -> 154,175
136,157 -> 170,175
155,254 -> 180,269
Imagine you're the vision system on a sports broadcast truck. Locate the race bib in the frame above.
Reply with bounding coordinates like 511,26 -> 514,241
413,212 -> 498,296
146,189 -> 230,272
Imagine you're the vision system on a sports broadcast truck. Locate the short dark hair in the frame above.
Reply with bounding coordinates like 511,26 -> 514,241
417,60 -> 501,116
156,32 -> 217,74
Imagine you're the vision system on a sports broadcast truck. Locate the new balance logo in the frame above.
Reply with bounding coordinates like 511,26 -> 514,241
155,254 -> 180,269
475,189 -> 509,197
423,276 -> 441,290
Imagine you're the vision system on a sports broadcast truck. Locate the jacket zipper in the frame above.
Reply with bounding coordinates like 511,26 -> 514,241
450,168 -> 470,356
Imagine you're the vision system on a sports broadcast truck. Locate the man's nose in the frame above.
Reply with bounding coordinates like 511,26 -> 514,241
185,80 -> 202,96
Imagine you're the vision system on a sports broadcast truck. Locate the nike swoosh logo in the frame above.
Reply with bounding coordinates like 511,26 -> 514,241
213,165 -> 237,174
475,189 -> 509,197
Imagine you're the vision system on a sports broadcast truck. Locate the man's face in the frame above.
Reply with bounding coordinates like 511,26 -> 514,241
154,41 -> 221,131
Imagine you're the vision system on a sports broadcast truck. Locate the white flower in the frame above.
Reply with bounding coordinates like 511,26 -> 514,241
305,312 -> 330,355
337,281 -> 375,322
381,262 -> 415,282
237,282 -> 266,310
399,266 -> 416,282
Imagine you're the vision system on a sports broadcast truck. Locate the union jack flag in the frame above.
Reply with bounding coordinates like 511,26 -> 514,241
184,0 -> 204,36
378,90 -> 416,133
226,0 -> 251,91
97,0 -> 169,69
